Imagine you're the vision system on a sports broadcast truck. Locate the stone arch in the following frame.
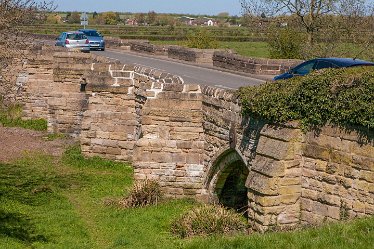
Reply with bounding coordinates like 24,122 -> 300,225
205,148 -> 249,213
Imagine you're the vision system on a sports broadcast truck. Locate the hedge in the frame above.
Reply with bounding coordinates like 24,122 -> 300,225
238,66 -> 374,131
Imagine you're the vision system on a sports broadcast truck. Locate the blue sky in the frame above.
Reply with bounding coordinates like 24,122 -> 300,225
54,0 -> 243,16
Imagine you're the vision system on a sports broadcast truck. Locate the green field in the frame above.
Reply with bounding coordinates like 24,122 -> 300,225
1,143 -> 374,249
21,24 -> 374,60
20,24 -> 266,42
152,40 -> 270,58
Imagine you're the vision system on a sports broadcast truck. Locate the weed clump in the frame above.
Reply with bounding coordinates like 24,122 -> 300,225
171,204 -> 247,238
119,179 -> 163,208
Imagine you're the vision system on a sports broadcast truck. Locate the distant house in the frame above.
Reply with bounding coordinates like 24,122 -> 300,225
178,16 -> 217,26
206,19 -> 214,26
202,17 -> 217,26
178,16 -> 195,25
126,18 -> 138,26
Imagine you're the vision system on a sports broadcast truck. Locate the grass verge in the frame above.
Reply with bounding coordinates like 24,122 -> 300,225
0,145 -> 373,248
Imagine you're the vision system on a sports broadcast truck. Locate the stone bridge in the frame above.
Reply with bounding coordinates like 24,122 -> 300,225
15,47 -> 374,232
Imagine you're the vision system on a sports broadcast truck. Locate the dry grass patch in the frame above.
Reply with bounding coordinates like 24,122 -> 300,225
119,179 -> 163,208
171,204 -> 248,238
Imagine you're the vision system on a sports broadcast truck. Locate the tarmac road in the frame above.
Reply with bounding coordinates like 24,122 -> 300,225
93,50 -> 270,89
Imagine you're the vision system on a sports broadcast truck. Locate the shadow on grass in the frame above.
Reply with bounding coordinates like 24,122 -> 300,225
0,209 -> 48,243
0,160 -> 85,244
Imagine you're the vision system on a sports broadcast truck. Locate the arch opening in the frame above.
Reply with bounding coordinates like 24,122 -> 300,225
207,149 -> 249,216
215,160 -> 249,215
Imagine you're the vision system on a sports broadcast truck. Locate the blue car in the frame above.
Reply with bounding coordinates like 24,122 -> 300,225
273,58 -> 374,81
78,29 -> 105,51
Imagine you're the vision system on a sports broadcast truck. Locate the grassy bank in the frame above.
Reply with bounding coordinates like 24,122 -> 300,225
0,104 -> 47,131
1,145 -> 373,248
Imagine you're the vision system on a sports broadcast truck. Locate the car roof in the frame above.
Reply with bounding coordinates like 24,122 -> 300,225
316,58 -> 374,67
65,31 -> 85,34
78,29 -> 97,32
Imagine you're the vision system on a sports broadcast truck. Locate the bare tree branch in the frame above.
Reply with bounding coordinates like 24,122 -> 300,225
0,0 -> 55,105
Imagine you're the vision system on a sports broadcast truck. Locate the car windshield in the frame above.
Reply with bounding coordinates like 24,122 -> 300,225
66,33 -> 86,40
83,31 -> 101,36
293,61 -> 315,75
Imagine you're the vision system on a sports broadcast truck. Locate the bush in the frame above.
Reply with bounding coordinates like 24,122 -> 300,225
185,29 -> 219,49
171,204 -> 247,238
239,66 -> 374,131
267,26 -> 304,59
119,179 -> 163,208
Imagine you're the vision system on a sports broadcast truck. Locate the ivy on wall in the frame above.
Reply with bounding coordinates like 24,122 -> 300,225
239,67 -> 374,131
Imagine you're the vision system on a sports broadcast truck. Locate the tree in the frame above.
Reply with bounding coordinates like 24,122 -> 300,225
135,13 -> 146,25
241,0 -> 374,59
102,11 -> 120,25
147,11 -> 157,25
185,29 -> 219,49
218,12 -> 230,17
241,0 -> 340,44
46,13 -> 61,24
0,0 -> 54,104
68,11 -> 80,24
156,14 -> 175,26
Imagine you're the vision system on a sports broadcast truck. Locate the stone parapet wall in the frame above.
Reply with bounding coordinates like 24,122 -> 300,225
48,52 -> 101,136
79,60 -> 187,162
19,47 -> 114,136
19,46 -> 66,120
133,83 -> 205,198
168,46 -> 217,65
301,127 -> 374,224
213,51 -> 302,75
80,86 -> 137,161
129,41 -> 168,56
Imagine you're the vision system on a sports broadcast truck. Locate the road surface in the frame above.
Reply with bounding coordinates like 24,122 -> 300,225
93,50 -> 269,89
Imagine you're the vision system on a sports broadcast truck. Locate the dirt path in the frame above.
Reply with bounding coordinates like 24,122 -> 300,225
0,126 -> 75,163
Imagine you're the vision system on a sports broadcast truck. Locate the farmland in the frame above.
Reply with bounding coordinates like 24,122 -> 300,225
20,24 -> 267,42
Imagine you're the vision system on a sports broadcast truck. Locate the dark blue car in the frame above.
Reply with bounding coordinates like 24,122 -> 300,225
78,29 -> 105,51
273,58 -> 374,81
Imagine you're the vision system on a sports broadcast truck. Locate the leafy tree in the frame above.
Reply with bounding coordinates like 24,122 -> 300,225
185,29 -> 218,49
135,13 -> 146,25
241,0 -> 374,59
68,11 -> 80,24
89,14 -> 105,25
267,26 -> 304,59
147,11 -> 157,25
46,13 -> 61,24
241,0 -> 373,45
217,12 -> 230,17
156,14 -> 175,26
102,11 -> 119,25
